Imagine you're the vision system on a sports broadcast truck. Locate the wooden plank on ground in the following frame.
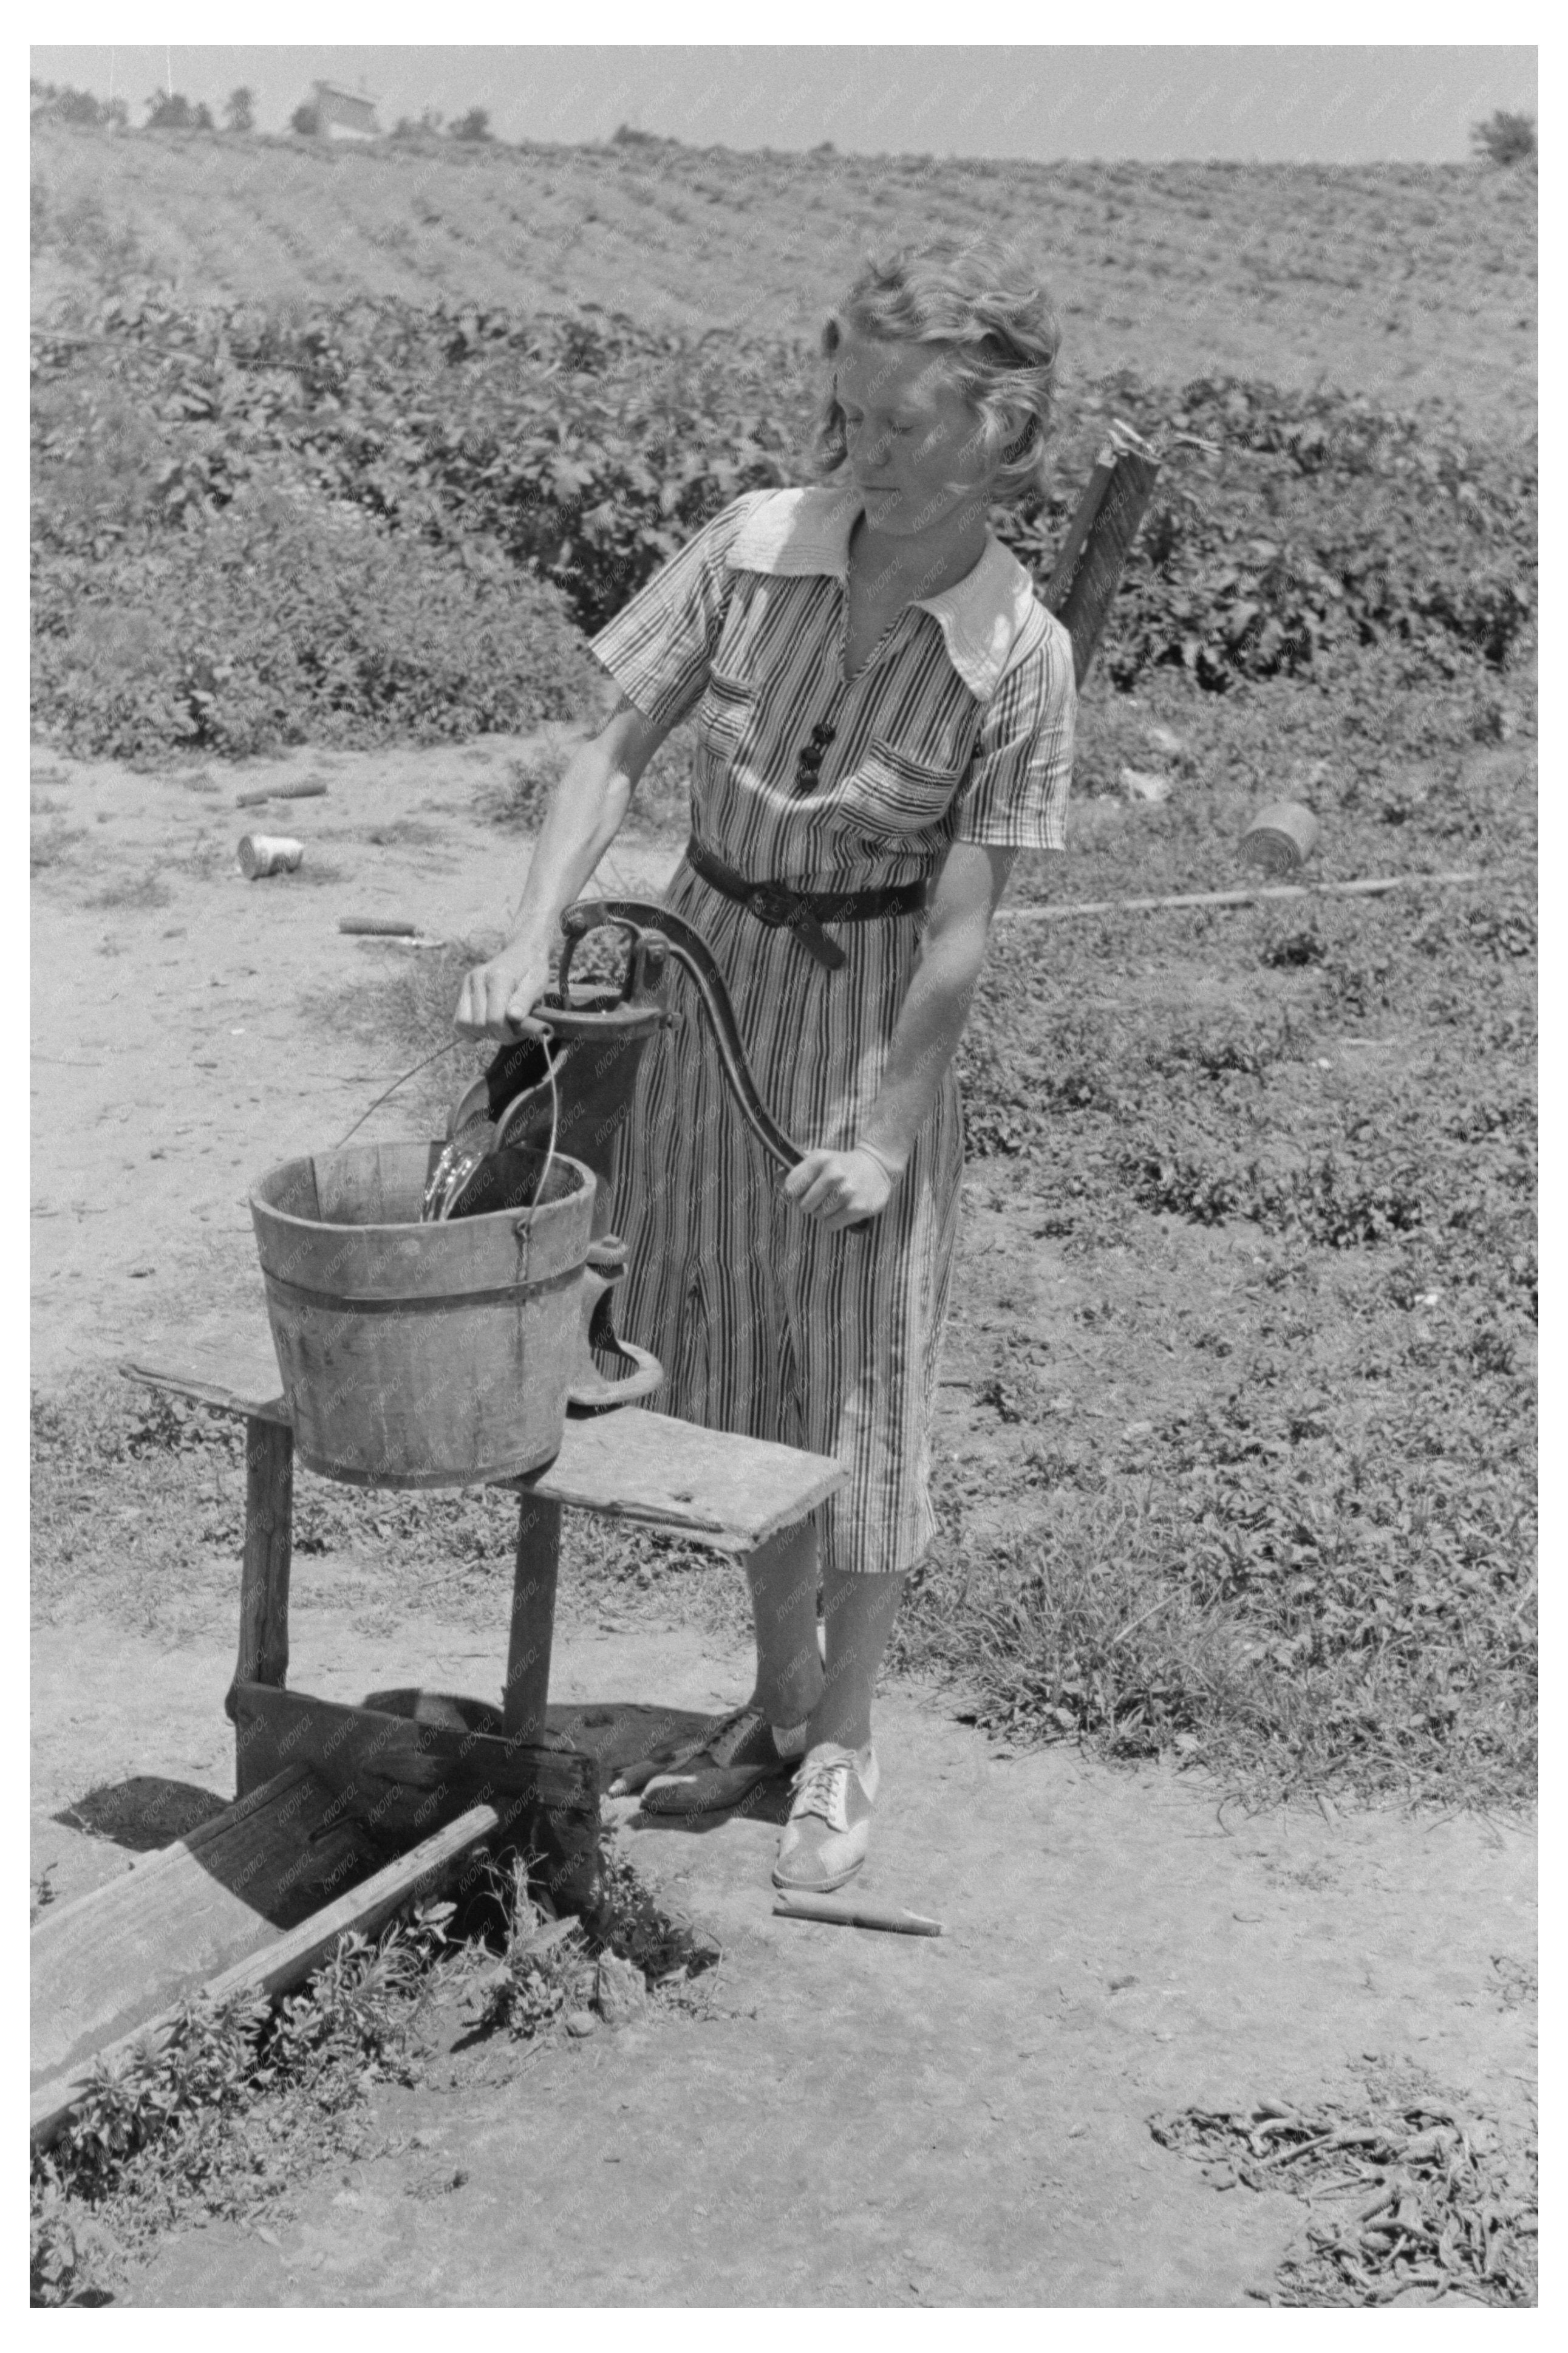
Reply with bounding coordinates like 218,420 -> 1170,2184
124,1353 -> 845,1552
32,1801 -> 501,2151
30,1765 -> 384,2092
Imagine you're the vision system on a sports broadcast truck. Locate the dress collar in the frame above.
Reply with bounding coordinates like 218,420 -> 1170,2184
728,485 -> 1040,703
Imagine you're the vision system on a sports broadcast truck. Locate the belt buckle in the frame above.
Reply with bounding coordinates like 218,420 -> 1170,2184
748,882 -> 798,929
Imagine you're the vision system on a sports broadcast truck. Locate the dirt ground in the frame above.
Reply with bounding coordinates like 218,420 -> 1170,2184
30,741 -> 1536,2305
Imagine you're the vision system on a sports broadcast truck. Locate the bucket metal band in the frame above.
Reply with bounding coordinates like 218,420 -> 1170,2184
261,1263 -> 581,1318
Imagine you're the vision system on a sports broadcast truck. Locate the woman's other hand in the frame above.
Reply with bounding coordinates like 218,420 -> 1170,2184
783,1146 -> 901,1231
454,939 -> 554,1040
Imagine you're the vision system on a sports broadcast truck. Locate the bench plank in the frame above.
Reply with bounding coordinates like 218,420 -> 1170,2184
512,1408 -> 844,1551
123,1353 -> 290,1427
123,1354 -> 844,1551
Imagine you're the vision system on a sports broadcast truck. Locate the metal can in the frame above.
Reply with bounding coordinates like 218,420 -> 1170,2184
238,834 -> 304,879
1238,801 -> 1320,876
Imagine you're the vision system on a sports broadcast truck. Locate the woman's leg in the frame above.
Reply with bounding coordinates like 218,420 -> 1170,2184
772,1566 -> 905,1892
742,1518 -> 827,1727
743,1544 -> 907,1749
808,1566 -> 907,1752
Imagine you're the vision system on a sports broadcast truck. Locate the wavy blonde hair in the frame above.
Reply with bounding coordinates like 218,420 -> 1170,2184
813,236 -> 1061,507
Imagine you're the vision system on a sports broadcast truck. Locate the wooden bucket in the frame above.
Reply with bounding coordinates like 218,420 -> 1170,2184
250,1141 -> 595,1487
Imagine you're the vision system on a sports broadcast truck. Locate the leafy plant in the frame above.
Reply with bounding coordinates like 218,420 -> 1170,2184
469,1855 -> 594,2035
1471,111 -> 1536,168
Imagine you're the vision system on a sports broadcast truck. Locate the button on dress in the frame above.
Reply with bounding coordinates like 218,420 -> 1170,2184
588,485 -> 1075,1575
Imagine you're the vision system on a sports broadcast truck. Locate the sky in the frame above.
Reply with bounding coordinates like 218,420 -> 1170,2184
28,40 -> 1540,164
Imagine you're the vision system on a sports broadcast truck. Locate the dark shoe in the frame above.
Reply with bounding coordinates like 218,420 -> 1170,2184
623,1706 -> 806,1817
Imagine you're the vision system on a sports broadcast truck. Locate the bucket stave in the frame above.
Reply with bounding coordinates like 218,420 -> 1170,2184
250,1141 -> 595,1486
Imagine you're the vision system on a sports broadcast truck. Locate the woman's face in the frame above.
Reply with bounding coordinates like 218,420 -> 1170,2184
833,332 -> 1001,538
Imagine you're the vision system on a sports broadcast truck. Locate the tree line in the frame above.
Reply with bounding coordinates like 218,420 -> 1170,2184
30,77 -> 1536,165
30,78 -> 494,142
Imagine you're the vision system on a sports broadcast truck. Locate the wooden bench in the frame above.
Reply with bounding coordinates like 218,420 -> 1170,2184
120,1342 -> 843,1885
32,1348 -> 842,2145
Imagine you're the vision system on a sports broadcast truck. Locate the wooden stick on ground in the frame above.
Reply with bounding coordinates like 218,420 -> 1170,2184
772,1890 -> 943,1936
995,870 -> 1481,924
339,916 -> 419,937
236,782 -> 329,808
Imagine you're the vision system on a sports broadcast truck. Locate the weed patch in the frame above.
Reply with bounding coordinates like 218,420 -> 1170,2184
30,1834 -> 720,2306
32,1899 -> 455,2306
1151,2083 -> 1537,2306
87,868 -> 174,912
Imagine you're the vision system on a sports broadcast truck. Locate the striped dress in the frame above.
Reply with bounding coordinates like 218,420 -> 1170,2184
588,485 -> 1075,1576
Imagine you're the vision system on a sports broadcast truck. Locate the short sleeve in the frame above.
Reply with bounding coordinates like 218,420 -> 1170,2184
950,607 -> 1075,852
587,491 -> 772,733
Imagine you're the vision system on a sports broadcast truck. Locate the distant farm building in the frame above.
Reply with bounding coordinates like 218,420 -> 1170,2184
308,83 -> 381,141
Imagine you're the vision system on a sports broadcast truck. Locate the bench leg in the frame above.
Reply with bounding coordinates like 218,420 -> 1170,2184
502,1494 -> 599,1910
228,1415 -> 294,1795
503,1492 -> 560,1748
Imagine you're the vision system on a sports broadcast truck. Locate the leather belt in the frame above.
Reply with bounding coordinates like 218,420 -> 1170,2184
685,838 -> 926,972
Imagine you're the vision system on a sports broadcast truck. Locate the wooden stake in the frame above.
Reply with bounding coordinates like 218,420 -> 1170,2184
1043,423 -> 1162,688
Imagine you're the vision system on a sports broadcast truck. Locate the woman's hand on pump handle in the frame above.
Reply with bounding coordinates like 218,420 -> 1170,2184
785,1144 -> 902,1232
454,940 -> 554,1041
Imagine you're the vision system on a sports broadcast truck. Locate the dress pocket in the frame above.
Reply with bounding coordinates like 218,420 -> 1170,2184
697,666 -> 756,761
837,737 -> 968,839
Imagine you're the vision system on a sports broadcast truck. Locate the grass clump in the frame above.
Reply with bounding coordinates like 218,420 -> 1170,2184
898,1363 -> 1535,1807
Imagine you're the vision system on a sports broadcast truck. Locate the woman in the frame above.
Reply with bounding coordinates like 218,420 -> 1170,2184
457,237 -> 1074,1896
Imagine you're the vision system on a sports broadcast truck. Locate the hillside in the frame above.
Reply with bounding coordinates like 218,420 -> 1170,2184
30,121 -> 1536,442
